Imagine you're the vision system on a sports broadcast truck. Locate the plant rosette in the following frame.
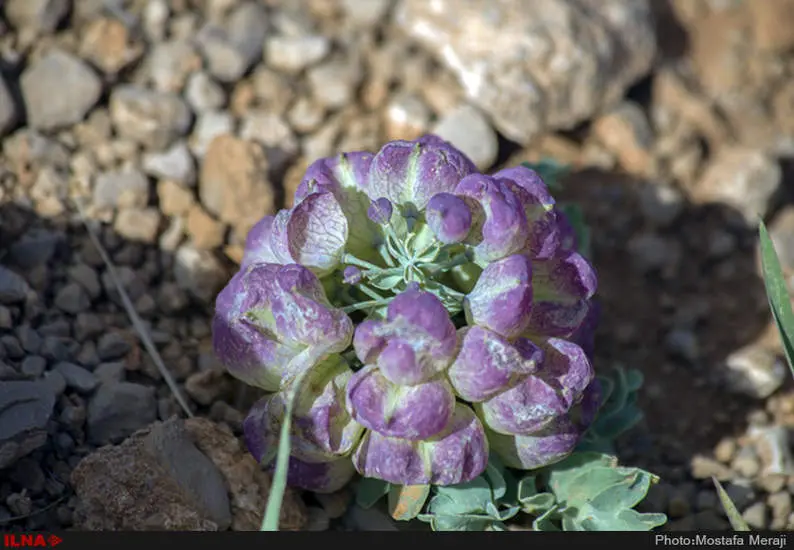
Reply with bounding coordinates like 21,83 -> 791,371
211,135 -> 666,531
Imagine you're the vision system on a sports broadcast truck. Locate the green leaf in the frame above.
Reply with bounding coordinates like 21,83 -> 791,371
543,452 -> 617,499
485,501 -> 520,522
532,505 -> 562,531
356,478 -> 391,509
588,468 -> 658,511
572,503 -> 667,531
536,451 -> 666,531
367,272 -> 405,291
517,475 -> 556,515
759,221 -> 794,376
387,484 -> 431,521
592,404 -> 645,442
432,476 -> 494,515
483,461 -> 507,501
713,478 -> 751,532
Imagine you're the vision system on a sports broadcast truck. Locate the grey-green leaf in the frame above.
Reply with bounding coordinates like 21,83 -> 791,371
356,477 -> 391,509
432,476 -> 494,515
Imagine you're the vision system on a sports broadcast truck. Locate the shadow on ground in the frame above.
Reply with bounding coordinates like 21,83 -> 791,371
558,167 -> 776,476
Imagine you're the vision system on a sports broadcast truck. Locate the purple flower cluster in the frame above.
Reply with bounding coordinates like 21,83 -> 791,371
212,135 -> 600,492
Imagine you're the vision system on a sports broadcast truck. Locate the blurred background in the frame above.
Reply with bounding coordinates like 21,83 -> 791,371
0,0 -> 793,533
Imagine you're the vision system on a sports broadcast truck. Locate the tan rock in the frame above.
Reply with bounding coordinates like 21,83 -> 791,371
186,205 -> 226,250
80,18 -> 144,75
591,101 -> 655,176
199,135 -> 276,237
692,147 -> 781,223
185,417 -> 308,531
158,179 -> 196,217
651,66 -> 730,147
748,0 -> 794,53
70,419 -> 227,530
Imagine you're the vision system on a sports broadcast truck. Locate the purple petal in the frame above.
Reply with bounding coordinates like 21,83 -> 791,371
367,136 -> 477,209
213,263 -> 354,388
346,365 -> 455,441
243,357 -> 364,464
243,393 -> 282,464
343,266 -> 363,284
538,338 -> 595,409
292,355 -> 365,458
485,419 -> 579,470
476,373 -> 570,436
352,404 -> 489,485
464,254 -> 533,339
213,266 -> 294,390
353,319 -> 387,365
212,312 -> 294,391
425,192 -> 473,244
569,300 -> 600,359
286,191 -> 348,276
295,151 -> 382,263
241,213 -> 293,268
295,151 -> 374,203
554,209 -> 579,254
353,288 -> 457,385
478,337 -> 594,436
454,174 -> 529,262
367,197 -> 393,225
447,326 -> 543,403
527,251 -> 597,337
283,455 -> 358,494
492,165 -> 554,209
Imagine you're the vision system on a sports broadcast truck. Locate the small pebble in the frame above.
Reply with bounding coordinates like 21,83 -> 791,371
742,501 -> 768,529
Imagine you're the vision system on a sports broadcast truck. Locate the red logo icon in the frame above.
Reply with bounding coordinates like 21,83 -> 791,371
3,534 -> 63,548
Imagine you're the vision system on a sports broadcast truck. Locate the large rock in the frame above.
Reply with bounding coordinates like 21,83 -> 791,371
70,417 -> 307,530
692,147 -> 782,224
395,0 -> 657,144
0,380 -> 56,469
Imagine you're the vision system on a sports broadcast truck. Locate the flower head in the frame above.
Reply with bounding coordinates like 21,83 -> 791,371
213,134 -> 602,492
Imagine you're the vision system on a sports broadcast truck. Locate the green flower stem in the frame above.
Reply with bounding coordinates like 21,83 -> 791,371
423,253 -> 472,275
358,283 -> 386,302
343,254 -> 383,272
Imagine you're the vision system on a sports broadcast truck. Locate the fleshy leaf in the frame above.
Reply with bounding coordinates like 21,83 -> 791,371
578,366 -> 645,453
517,475 -> 556,515
388,484 -> 431,521
356,477 -> 391,510
431,476 -> 494,516
483,461 -> 507,502
532,505 -> 562,531
535,451 -> 667,532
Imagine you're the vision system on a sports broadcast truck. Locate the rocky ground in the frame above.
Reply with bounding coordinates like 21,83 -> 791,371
1,0 -> 794,532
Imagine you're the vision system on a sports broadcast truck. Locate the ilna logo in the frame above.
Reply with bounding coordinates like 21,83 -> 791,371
3,535 -> 62,548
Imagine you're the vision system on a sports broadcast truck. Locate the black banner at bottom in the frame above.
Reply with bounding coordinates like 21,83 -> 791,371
1,532 -> 792,550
